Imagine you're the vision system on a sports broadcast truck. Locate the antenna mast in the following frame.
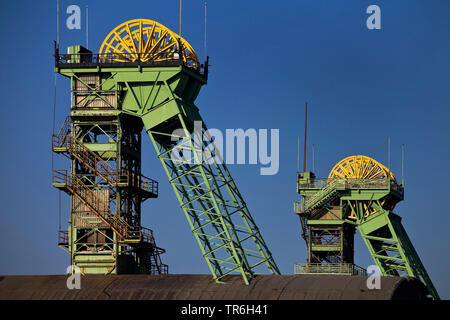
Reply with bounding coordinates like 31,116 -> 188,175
179,0 -> 182,36
297,136 -> 300,173
388,135 -> 391,171
303,101 -> 308,172
86,6 -> 89,49
402,144 -> 405,187
204,1 -> 207,61
56,0 -> 60,46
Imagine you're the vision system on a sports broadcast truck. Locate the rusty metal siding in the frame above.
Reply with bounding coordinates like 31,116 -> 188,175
74,74 -> 116,109
73,190 -> 109,228
74,94 -> 116,108
75,74 -> 100,91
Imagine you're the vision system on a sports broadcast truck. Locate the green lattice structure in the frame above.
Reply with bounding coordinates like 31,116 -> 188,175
53,39 -> 279,283
52,60 -> 168,275
295,167 -> 439,300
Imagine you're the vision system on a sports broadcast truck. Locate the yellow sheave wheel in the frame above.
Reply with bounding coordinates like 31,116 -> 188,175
99,19 -> 200,71
328,155 -> 396,182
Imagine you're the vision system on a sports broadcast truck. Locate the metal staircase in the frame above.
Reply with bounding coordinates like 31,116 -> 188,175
140,228 -> 169,274
52,117 -> 158,197
52,117 -> 168,274
52,169 -> 140,242
303,179 -> 343,212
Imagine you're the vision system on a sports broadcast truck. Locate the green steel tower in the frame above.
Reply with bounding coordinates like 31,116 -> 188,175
294,155 -> 439,299
53,19 -> 279,283
52,47 -> 167,275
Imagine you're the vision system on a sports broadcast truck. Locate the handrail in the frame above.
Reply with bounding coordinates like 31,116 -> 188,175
52,170 -> 159,243
54,49 -> 207,80
56,116 -> 71,137
140,227 -> 157,247
294,262 -> 367,276
52,119 -> 159,241
57,230 -> 69,245
53,134 -> 127,186
293,201 -> 302,214
131,172 -> 159,196
303,179 -> 341,211
53,115 -> 159,195
299,178 -> 397,190
52,170 -> 138,241
52,117 -> 120,185
299,178 -> 403,212
53,133 -> 158,195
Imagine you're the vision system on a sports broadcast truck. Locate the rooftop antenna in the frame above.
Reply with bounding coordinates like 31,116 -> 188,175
402,144 -> 405,188
303,101 -> 308,172
388,135 -> 391,172
56,0 -> 60,47
86,5 -> 89,49
299,101 -> 309,245
297,136 -> 300,173
204,1 -> 207,62
312,144 -> 315,173
179,0 -> 182,36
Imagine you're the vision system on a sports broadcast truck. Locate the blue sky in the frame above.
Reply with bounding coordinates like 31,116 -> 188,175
0,0 -> 449,298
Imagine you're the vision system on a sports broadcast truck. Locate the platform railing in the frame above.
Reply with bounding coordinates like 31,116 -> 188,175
57,52 -> 188,65
294,263 -> 367,276
130,172 -> 159,197
52,170 -> 139,241
52,169 -> 160,244
54,49 -> 206,77
53,135 -> 158,196
293,200 -> 303,214
298,178 -> 403,212
57,230 -> 69,246
53,134 -> 125,186
299,178 -> 394,190
303,179 -> 342,211
140,227 -> 157,247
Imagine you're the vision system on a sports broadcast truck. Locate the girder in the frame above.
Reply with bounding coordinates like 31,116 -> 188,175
146,114 -> 280,283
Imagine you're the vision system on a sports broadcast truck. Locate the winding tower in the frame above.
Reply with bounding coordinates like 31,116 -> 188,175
53,19 -> 279,283
294,155 -> 439,299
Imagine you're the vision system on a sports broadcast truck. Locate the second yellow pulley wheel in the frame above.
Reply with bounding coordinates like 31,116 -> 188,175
328,155 -> 396,182
99,19 -> 200,70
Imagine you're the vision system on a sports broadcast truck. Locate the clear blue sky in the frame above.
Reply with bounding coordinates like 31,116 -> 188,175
0,0 -> 449,298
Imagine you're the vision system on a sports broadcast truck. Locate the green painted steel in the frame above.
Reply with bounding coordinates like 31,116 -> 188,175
296,172 -> 439,299
53,53 -> 168,274
55,47 -> 279,283
53,114 -> 166,275
146,115 -> 280,283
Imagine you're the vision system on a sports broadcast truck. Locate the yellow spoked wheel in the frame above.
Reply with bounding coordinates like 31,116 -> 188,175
328,155 -> 396,182
99,19 -> 200,70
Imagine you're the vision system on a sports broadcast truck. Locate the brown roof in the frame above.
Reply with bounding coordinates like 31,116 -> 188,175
0,274 -> 429,300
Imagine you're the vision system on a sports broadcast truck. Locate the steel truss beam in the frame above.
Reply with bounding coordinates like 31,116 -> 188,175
147,114 -> 279,284
339,198 -> 439,299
